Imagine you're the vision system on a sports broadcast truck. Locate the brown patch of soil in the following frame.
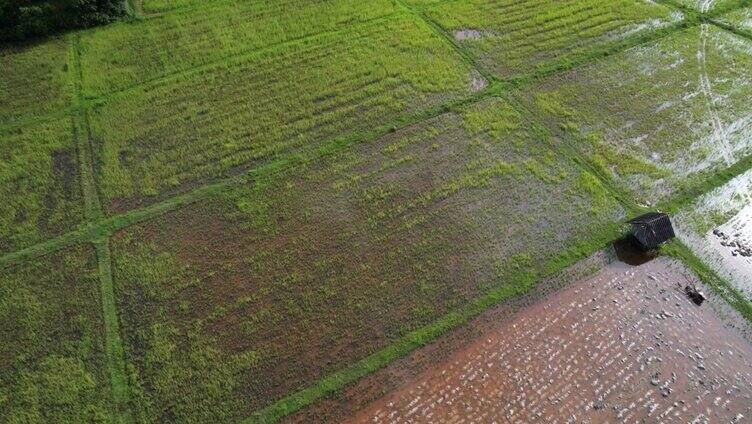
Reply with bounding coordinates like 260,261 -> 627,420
284,251 -> 612,423
347,258 -> 752,423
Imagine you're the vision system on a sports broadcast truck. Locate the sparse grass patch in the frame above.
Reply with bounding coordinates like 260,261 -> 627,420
109,98 -> 624,422
0,38 -> 73,126
0,245 -> 110,423
89,15 -> 474,212
0,118 -> 84,255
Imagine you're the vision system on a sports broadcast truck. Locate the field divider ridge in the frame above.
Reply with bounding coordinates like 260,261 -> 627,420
93,238 -> 135,423
708,15 -> 752,42
0,88 -> 496,270
71,33 -> 105,222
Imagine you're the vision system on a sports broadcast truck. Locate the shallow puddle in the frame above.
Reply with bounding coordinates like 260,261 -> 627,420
350,259 -> 752,423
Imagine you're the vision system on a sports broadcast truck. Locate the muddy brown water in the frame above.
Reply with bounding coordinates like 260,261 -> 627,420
349,258 -> 752,423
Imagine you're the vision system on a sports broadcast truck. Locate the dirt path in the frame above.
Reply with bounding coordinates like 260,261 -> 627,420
350,258 -> 752,423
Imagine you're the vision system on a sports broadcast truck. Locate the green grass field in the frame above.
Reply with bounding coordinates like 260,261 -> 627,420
2,0 -> 752,422
0,245 -> 110,423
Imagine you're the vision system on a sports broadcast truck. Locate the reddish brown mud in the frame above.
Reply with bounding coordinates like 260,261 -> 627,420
349,258 -> 752,423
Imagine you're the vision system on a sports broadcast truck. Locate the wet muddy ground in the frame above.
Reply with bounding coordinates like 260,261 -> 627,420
349,258 -> 752,423
676,170 -> 752,300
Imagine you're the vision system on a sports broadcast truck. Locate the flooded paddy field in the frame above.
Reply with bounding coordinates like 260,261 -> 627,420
676,170 -> 752,299
524,24 -> 752,206
349,258 -> 752,423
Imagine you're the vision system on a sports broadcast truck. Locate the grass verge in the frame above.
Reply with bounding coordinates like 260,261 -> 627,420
94,238 -> 134,423
71,34 -> 105,222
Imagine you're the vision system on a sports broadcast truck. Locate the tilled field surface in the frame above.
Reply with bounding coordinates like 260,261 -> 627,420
351,258 -> 752,423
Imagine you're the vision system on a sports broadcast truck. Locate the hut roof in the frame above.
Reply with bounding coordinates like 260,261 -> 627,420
630,212 -> 675,250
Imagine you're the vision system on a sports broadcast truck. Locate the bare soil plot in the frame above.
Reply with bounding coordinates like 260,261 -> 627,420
0,38 -> 73,125
423,0 -> 680,79
89,15 -> 474,212
0,118 -> 84,255
78,0 -> 399,97
524,25 -> 752,206
675,169 -> 752,299
109,98 -> 624,422
351,258 -> 752,423
0,245 -> 110,422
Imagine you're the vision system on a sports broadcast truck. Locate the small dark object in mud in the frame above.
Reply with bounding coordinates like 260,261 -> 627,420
685,285 -> 706,306
630,212 -> 675,251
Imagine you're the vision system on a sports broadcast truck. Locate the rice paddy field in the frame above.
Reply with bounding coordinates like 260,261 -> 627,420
1,0 -> 752,423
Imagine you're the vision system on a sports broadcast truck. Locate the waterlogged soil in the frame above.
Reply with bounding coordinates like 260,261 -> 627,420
676,170 -> 752,299
349,258 -> 752,423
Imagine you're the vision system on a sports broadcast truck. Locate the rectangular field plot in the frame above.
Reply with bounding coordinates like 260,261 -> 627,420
78,0 -> 399,97
0,118 -> 83,255
90,15 -> 475,213
110,98 -> 624,422
524,25 -> 752,205
0,245 -> 110,422
674,169 -> 752,299
0,38 -> 73,126
423,0 -> 680,79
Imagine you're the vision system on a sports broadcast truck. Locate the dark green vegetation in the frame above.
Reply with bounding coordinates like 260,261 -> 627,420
0,0 -> 125,42
0,245 -> 110,422
2,0 -> 752,423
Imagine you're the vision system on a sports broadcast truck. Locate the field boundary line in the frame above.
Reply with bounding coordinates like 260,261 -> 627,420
394,0 -> 494,83
93,238 -> 134,423
657,0 -> 750,18
123,0 -> 141,20
663,241 -> 752,322
0,89 -> 495,270
246,224 -> 624,423
0,3 -> 708,270
71,34 -> 105,221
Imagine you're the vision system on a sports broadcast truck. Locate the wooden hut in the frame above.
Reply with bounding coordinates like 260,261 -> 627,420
630,212 -> 675,251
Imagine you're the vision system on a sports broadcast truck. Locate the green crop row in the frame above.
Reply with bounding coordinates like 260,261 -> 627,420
88,15 -> 473,211
78,0 -> 399,97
